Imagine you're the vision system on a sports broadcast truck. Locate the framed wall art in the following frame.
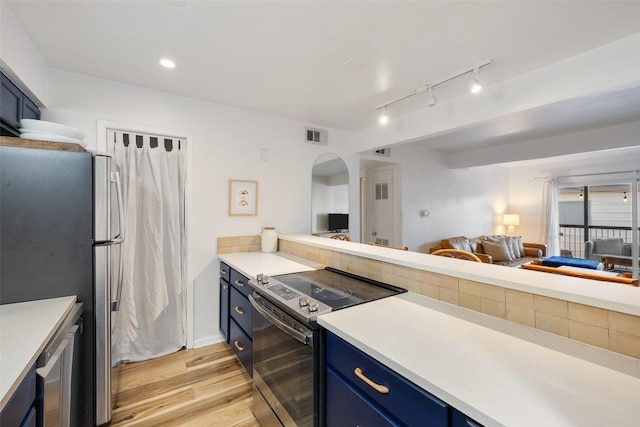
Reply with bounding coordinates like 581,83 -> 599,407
229,179 -> 258,216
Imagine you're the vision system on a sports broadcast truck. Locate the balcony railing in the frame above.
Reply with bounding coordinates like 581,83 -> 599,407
559,225 -> 636,259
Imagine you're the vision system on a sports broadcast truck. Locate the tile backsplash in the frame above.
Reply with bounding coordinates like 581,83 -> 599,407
217,235 -> 260,254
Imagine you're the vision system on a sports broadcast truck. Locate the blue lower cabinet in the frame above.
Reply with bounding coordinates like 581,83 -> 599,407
326,368 -> 397,426
229,317 -> 252,375
219,277 -> 230,342
0,365 -> 36,427
324,331 -> 483,427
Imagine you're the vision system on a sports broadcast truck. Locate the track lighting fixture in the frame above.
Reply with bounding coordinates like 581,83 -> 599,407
378,106 -> 389,125
427,87 -> 437,107
470,68 -> 482,93
375,59 -> 492,124
623,191 -> 628,202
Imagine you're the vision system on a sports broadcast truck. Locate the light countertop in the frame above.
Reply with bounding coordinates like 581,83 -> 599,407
280,234 -> 640,316
0,296 -> 77,410
318,292 -> 640,427
218,251 -> 323,279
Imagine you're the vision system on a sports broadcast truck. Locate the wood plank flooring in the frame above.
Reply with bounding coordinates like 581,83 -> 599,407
107,342 -> 259,427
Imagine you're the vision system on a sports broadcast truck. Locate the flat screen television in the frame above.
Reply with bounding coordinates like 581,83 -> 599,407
327,213 -> 348,232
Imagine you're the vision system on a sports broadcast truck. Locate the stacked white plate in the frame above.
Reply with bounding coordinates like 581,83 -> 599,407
19,119 -> 87,147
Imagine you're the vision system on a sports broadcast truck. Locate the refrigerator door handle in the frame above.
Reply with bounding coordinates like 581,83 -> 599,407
111,171 -> 125,241
111,241 -> 125,312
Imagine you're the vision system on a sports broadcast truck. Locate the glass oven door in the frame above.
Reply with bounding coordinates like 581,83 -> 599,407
250,293 -> 316,427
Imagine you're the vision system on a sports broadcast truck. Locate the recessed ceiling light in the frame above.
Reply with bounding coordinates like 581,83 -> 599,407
160,59 -> 176,69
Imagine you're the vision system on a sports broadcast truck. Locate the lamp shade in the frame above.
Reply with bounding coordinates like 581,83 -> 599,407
503,214 -> 520,226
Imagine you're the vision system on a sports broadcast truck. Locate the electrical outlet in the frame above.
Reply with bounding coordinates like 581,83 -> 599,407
420,209 -> 429,218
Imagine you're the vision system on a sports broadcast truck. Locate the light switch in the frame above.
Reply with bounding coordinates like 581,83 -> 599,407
420,209 -> 429,218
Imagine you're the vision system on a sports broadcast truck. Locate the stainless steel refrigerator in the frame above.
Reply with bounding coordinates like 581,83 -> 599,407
0,143 -> 124,426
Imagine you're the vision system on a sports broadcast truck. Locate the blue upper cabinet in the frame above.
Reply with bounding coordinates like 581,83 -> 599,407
1,72 -> 40,137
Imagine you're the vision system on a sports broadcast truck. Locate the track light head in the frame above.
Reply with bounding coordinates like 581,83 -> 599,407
379,106 -> 389,125
470,68 -> 482,93
427,87 -> 437,107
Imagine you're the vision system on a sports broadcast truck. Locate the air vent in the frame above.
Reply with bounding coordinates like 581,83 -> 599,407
305,127 -> 328,145
375,148 -> 391,157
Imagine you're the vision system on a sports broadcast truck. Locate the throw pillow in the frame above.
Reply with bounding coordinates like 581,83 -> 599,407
482,238 -> 513,262
515,236 -> 526,257
593,238 -> 623,255
485,236 -> 516,260
508,236 -> 521,259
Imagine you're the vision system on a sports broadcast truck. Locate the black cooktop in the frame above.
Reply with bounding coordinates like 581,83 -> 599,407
272,267 -> 406,311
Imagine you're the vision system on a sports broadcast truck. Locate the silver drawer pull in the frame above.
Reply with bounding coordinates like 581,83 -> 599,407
234,306 -> 245,315
234,340 -> 244,351
354,368 -> 389,394
234,280 -> 245,287
223,285 -> 228,290
220,269 -> 228,275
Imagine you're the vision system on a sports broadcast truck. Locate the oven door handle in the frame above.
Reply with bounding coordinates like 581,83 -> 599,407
249,294 -> 314,347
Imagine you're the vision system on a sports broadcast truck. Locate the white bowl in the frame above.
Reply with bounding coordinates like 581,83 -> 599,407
20,119 -> 86,140
20,132 -> 88,148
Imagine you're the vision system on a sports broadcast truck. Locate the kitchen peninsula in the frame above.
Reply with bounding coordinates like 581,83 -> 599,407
219,239 -> 640,426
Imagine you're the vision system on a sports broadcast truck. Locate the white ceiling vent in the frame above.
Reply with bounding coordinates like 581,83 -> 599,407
375,148 -> 391,157
305,127 -> 328,145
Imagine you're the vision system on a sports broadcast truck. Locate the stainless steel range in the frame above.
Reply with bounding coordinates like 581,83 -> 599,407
248,267 -> 406,427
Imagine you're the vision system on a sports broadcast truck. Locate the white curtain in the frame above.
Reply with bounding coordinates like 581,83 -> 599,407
110,130 -> 186,364
540,178 -> 560,257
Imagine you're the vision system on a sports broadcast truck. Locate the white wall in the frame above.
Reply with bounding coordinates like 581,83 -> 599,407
0,2 -> 48,105
361,144 -> 511,252
43,69 -> 358,346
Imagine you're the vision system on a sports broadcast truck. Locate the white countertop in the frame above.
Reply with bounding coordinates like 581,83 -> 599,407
318,293 -> 640,427
281,234 -> 640,316
0,296 -> 77,410
218,251 -> 323,279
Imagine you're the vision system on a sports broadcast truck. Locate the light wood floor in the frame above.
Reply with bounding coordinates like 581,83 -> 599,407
107,342 -> 259,427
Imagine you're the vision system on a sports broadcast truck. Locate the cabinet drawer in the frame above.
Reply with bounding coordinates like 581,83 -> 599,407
230,268 -> 251,297
229,318 -> 252,376
326,332 -> 448,427
219,261 -> 231,283
230,286 -> 253,338
326,367 -> 397,426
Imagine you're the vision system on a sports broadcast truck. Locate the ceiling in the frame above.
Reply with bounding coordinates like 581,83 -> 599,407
5,1 -> 640,147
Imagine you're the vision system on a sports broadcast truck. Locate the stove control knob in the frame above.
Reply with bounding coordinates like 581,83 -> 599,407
299,297 -> 309,307
262,275 -> 270,284
308,302 -> 319,313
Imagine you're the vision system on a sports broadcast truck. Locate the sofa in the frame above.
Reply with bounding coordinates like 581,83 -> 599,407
430,235 -> 547,267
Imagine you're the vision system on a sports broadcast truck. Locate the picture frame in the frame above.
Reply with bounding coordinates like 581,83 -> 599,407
229,179 -> 258,216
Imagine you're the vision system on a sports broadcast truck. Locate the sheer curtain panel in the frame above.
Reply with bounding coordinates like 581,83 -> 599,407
110,130 -> 186,364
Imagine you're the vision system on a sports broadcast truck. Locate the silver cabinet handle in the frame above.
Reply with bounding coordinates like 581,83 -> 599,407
220,269 -> 228,275
354,368 -> 389,394
234,306 -> 245,315
234,280 -> 245,287
234,341 -> 244,351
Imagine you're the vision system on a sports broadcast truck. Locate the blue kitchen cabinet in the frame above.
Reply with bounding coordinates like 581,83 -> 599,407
219,262 -> 231,342
325,331 -> 483,427
1,72 -> 40,137
219,262 -> 253,376
0,364 -> 36,427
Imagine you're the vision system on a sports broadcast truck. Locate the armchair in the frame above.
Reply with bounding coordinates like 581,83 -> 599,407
584,237 -> 631,261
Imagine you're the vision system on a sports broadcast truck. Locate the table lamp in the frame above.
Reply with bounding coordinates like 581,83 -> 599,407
503,214 -> 520,236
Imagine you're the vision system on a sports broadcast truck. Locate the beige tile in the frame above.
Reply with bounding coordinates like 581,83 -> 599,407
568,303 -> 608,328
459,280 -> 504,302
506,305 -> 535,327
569,320 -> 608,348
422,271 -> 458,291
481,299 -> 505,319
535,312 -> 569,337
533,295 -> 568,318
419,283 -> 439,299
401,277 -> 422,294
506,289 -> 534,309
459,293 -> 481,311
439,288 -> 459,306
608,311 -> 640,337
609,330 -> 640,358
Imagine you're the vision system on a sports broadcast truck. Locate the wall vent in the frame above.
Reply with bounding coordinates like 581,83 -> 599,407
375,148 -> 391,157
305,127 -> 328,145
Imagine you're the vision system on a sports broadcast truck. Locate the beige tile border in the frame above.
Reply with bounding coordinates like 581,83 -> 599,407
283,240 -> 640,360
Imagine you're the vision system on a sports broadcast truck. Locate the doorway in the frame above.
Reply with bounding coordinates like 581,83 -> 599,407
360,159 -> 402,247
